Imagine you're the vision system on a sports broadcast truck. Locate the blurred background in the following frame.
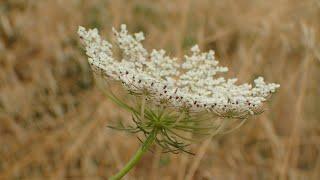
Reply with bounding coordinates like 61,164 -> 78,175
0,0 -> 320,179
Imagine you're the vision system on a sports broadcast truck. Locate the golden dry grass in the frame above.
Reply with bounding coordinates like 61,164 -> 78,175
0,0 -> 320,179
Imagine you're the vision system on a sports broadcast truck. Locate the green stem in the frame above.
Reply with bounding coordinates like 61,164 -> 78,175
109,129 -> 158,180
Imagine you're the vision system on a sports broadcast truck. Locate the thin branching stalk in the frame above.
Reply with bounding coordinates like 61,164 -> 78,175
169,112 -> 185,127
140,95 -> 146,122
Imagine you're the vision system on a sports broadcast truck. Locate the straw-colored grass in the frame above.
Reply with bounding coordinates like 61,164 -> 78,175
0,0 -> 319,179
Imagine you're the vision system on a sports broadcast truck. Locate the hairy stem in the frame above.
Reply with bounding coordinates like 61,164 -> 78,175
109,129 -> 158,180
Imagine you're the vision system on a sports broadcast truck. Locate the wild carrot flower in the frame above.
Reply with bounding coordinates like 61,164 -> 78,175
78,24 -> 279,179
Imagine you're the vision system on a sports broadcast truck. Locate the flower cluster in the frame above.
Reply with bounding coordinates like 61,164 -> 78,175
78,24 -> 279,119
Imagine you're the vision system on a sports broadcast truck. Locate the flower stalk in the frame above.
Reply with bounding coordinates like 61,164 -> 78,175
109,129 -> 158,180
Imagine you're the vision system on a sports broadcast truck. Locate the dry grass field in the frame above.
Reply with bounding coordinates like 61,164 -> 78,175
0,0 -> 320,179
